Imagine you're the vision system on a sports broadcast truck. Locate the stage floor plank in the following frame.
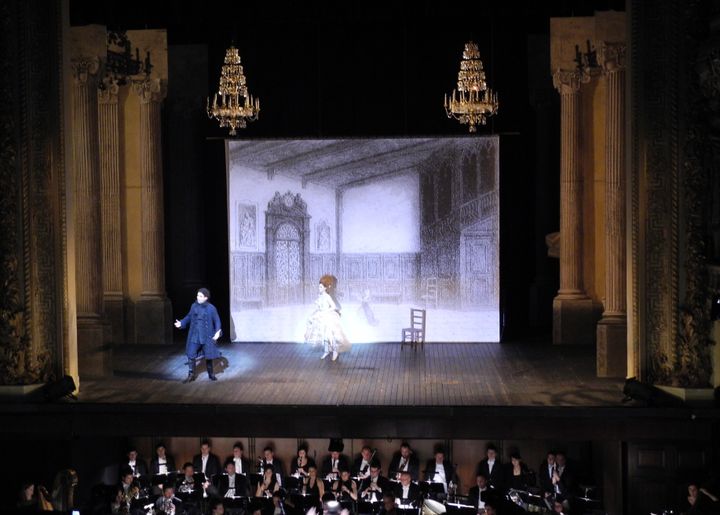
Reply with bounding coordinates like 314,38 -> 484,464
78,342 -> 624,407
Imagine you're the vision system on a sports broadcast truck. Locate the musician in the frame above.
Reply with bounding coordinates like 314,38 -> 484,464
193,440 -> 222,480
120,447 -> 148,478
154,485 -> 182,514
424,446 -> 456,492
227,442 -> 251,476
210,499 -> 226,515
482,498 -> 499,515
16,483 -> 52,511
538,451 -> 556,496
261,446 -> 285,485
685,482 -> 720,514
552,497 -> 571,515
379,493 -> 398,515
303,465 -> 325,500
256,465 -> 280,497
332,468 -> 358,501
359,461 -> 391,501
551,452 -> 575,497
151,442 -> 176,476
353,446 -> 377,479
218,461 -> 250,498
388,442 -> 419,481
272,490 -> 286,515
393,471 -> 420,505
476,444 -> 503,490
505,452 -> 535,491
468,473 -> 491,510
176,462 -> 208,498
119,469 -> 138,497
291,444 -> 316,477
110,487 -> 125,514
321,439 -> 349,478
118,470 -> 141,514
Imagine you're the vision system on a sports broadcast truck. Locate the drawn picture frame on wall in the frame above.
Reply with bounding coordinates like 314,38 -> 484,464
235,202 -> 258,251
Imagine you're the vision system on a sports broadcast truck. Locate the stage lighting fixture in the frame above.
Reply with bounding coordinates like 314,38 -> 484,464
622,377 -> 685,408
711,294 -> 720,321
41,375 -> 77,402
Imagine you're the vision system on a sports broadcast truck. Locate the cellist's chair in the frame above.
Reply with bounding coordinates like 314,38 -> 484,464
401,308 -> 426,351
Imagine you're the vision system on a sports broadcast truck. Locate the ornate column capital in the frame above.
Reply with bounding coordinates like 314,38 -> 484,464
98,78 -> 120,104
599,42 -> 627,74
552,69 -> 589,95
70,56 -> 100,85
132,78 -> 167,104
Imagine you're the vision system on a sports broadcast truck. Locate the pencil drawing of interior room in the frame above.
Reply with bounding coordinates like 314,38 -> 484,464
227,139 -> 500,343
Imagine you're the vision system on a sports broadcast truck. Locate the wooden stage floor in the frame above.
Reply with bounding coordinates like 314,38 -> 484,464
79,342 -> 625,407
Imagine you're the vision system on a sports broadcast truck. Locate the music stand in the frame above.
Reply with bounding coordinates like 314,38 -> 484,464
396,498 -> 418,515
152,472 -> 179,487
284,476 -> 302,491
358,493 -> 382,515
444,499 -> 475,515
421,481 -> 445,499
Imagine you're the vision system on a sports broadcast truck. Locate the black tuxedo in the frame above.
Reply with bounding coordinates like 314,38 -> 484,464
119,458 -> 148,478
468,486 -> 490,508
388,452 -> 420,481
321,455 -> 350,477
353,455 -> 380,477
553,464 -> 576,495
226,456 -> 252,476
217,473 -> 250,497
261,458 -> 285,477
193,453 -> 222,479
476,459 -> 503,489
150,455 -> 176,475
537,461 -> 556,493
359,475 -> 392,497
175,474 -> 204,498
393,482 -> 421,503
424,460 -> 456,485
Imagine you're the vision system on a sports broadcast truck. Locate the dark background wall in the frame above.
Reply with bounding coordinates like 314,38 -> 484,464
69,0 -> 625,342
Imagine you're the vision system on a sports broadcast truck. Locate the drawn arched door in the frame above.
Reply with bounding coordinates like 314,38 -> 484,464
265,191 -> 310,306
274,223 -> 302,304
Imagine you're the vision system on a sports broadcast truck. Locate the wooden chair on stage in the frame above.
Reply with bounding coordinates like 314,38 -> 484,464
401,308 -> 426,351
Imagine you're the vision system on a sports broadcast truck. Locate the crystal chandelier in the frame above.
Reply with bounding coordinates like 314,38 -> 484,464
207,46 -> 260,135
444,41 -> 498,132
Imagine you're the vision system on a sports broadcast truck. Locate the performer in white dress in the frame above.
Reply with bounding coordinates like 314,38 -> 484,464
305,274 -> 351,361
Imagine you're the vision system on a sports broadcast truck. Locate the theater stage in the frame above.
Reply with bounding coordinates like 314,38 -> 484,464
79,341 -> 624,407
4,342 -> 712,443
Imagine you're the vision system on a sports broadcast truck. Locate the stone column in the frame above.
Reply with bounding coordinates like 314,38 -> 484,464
552,69 -> 595,344
131,78 -> 172,344
596,43 -> 628,377
71,57 -> 111,376
98,79 -> 124,345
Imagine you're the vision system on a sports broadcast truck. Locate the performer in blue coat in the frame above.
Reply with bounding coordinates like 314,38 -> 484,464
174,287 -> 222,382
